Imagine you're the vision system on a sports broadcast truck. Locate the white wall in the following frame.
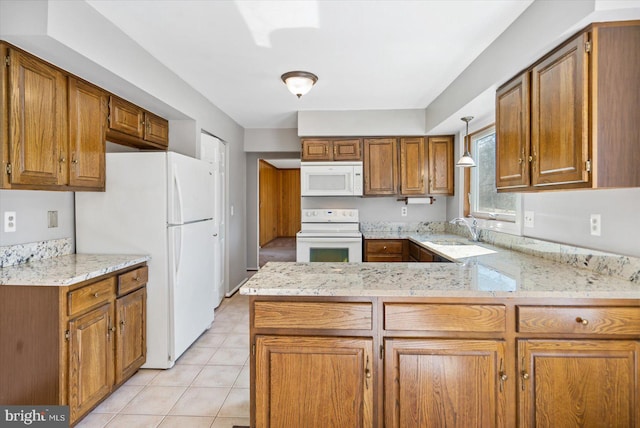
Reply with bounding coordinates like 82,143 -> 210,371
298,109 -> 426,136
244,128 -> 300,152
0,190 -> 74,247
0,0 -> 247,289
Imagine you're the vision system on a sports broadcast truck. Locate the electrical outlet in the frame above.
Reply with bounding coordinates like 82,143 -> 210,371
4,211 -> 16,232
401,206 -> 408,217
524,211 -> 535,228
590,214 -> 601,236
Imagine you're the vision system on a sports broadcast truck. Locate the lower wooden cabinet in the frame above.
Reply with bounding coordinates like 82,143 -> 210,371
255,335 -> 374,428
385,339 -> 507,428
519,339 -> 639,428
250,296 -> 639,428
364,239 -> 406,262
0,263 -> 147,425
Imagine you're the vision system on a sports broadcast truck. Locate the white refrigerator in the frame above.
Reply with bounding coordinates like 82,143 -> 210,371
75,152 -> 216,369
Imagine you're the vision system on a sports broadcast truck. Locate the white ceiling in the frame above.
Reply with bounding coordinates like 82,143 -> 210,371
86,0 -> 533,129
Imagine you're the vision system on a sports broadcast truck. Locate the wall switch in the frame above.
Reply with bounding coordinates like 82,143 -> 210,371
524,211 -> 535,228
590,214 -> 601,236
4,211 -> 16,232
401,206 -> 408,217
48,210 -> 59,228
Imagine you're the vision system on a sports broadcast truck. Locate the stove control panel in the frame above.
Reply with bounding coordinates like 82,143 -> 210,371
302,209 -> 359,223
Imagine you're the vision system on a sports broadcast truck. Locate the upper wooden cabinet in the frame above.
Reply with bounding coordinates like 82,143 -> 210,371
496,20 -> 640,192
364,138 -> 398,195
68,77 -> 107,189
399,137 -> 425,195
301,138 -> 362,161
107,96 -> 169,149
427,136 -> 454,195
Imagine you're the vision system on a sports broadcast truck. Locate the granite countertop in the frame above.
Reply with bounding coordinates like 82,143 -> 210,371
241,233 -> 640,299
0,254 -> 150,286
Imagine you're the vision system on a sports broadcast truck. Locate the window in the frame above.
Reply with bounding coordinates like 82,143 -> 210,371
467,126 -> 521,234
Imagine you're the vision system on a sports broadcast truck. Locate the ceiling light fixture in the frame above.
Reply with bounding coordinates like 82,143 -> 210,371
281,71 -> 318,98
456,116 -> 476,168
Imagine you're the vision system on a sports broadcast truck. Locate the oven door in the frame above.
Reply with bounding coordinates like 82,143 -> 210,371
296,236 -> 362,262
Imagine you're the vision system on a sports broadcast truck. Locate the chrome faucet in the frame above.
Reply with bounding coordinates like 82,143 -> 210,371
450,215 -> 480,242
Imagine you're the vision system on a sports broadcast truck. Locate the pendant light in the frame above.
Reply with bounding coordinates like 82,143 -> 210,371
281,71 -> 318,98
456,116 -> 476,168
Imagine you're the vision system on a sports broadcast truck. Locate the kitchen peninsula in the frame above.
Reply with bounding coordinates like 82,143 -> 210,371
242,238 -> 640,428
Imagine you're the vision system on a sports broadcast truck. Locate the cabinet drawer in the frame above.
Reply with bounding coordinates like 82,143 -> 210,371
367,240 -> 403,254
366,255 -> 404,262
385,303 -> 506,332
254,301 -> 373,330
118,266 -> 148,296
68,278 -> 115,317
518,306 -> 640,335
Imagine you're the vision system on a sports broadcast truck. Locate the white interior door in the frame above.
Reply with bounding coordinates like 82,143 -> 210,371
200,132 -> 226,306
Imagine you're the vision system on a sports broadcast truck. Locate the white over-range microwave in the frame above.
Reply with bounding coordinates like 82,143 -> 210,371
300,162 -> 363,196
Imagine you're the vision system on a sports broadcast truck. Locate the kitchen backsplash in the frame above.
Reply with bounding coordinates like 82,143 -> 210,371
447,223 -> 640,283
0,238 -> 73,268
360,221 -> 445,234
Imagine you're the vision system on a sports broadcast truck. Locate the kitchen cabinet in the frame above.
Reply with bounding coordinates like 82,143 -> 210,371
385,339 -> 507,427
3,45 -> 68,188
407,240 -> 435,262
255,335 -> 374,427
68,77 -> 107,189
0,263 -> 148,425
427,136 -> 454,195
251,295 -> 639,428
107,96 -> 169,149
1,43 -> 106,191
496,20 -> 640,192
399,137 -> 426,196
301,138 -> 362,161
364,138 -> 398,195
364,239 -> 407,262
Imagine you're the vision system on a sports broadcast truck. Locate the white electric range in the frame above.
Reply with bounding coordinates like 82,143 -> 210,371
296,209 -> 362,262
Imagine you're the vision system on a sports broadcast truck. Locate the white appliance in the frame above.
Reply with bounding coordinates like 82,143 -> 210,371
301,162 -> 363,196
296,209 -> 362,262
75,152 -> 216,369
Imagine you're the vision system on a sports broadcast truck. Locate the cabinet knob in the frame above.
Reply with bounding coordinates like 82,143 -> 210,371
518,158 -> 523,164
94,292 -> 99,298
134,276 -> 140,282
383,246 -> 387,250
522,372 -> 530,380
499,372 -> 508,382
72,159 -> 78,165
576,317 -> 589,325
59,157 -> 66,163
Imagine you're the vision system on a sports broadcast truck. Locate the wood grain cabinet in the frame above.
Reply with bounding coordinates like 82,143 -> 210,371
496,20 -> 640,192
427,136 -> 454,195
399,137 -> 426,195
0,263 -> 147,425
364,138 -> 398,195
364,239 -> 406,262
1,44 -> 106,190
107,96 -> 169,149
301,138 -> 362,161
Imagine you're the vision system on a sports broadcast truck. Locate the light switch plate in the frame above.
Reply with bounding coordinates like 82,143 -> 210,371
48,211 -> 58,228
524,211 -> 534,228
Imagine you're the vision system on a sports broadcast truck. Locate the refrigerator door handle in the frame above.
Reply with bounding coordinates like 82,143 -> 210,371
172,166 -> 185,224
173,226 -> 183,277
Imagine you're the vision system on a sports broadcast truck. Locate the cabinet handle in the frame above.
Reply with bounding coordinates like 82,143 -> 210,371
59,157 -> 66,163
518,158 -> 523,164
521,357 -> 528,390
71,159 -> 78,165
576,317 -> 589,325
498,358 -> 507,392
365,356 -> 371,389
94,292 -> 100,298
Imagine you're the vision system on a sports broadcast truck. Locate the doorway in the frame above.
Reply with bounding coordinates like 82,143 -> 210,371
258,159 -> 300,266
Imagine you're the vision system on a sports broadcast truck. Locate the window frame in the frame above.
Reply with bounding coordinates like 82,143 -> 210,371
463,124 -> 522,236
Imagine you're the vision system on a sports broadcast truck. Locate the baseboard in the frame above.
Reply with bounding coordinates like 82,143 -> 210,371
226,277 -> 249,297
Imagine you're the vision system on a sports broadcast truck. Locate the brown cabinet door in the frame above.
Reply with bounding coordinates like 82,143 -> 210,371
301,139 -> 332,161
364,138 -> 397,195
333,139 -> 362,161
115,287 -> 146,384
427,136 -> 454,195
399,137 -> 425,196
519,340 -> 639,428
68,78 -> 106,189
109,96 -> 144,138
385,339 -> 508,428
143,112 -> 169,147
496,74 -> 530,190
68,303 -> 114,423
531,33 -> 590,188
255,335 -> 374,428
8,49 -> 67,187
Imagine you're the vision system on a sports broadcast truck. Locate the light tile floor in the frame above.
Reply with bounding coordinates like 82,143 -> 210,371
77,292 -> 251,428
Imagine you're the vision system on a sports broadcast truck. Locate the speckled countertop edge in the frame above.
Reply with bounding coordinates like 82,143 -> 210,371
0,254 -> 150,286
